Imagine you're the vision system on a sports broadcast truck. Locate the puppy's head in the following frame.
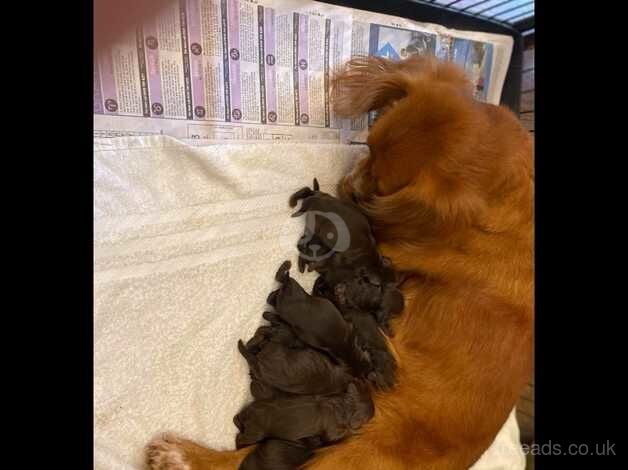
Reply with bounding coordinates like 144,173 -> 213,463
293,190 -> 376,266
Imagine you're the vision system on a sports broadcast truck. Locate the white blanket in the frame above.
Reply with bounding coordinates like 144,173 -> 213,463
94,135 -> 525,470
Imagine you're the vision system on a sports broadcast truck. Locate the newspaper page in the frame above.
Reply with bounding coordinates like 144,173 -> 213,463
94,0 -> 513,144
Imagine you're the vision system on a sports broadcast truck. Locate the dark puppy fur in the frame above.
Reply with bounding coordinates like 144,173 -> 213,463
239,439 -> 313,470
290,180 -> 404,334
237,331 -> 352,398
290,179 -> 375,261
340,307 -> 397,390
266,261 -> 372,379
310,278 -> 397,390
312,268 -> 404,336
234,382 -> 374,449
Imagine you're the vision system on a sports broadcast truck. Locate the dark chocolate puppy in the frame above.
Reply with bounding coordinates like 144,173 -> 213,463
312,267 -> 404,337
237,333 -> 351,397
234,382 -> 374,449
290,180 -> 405,334
266,261 -> 372,379
290,179 -> 376,270
239,318 -> 306,400
245,316 -> 305,351
311,278 -> 397,390
341,307 -> 397,390
239,439 -> 313,470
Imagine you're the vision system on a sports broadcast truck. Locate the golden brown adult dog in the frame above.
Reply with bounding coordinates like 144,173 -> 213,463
145,55 -> 534,470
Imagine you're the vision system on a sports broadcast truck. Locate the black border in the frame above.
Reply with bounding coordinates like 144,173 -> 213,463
17,0 -> 94,465
69,1 -> 622,467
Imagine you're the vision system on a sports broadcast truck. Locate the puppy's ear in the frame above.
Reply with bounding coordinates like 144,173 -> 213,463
382,286 -> 404,315
332,55 -> 412,117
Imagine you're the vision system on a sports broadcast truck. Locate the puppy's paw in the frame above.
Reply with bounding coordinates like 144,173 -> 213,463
369,350 -> 397,390
146,433 -> 191,470
334,283 -> 348,305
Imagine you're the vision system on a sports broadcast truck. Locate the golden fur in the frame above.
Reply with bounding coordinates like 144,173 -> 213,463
146,55 -> 534,470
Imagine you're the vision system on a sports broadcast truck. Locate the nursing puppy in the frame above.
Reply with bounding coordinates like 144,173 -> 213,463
237,332 -> 352,398
145,54 -> 533,470
337,305 -> 397,391
310,278 -> 397,390
312,267 -> 403,337
233,382 -> 374,449
291,181 -> 404,334
266,261 -> 373,380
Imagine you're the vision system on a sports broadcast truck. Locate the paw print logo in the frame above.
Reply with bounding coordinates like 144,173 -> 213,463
268,111 -> 277,122
190,43 -> 202,55
278,209 -> 351,263
232,108 -> 242,120
296,211 -> 351,262
300,113 -> 309,125
230,48 -> 240,60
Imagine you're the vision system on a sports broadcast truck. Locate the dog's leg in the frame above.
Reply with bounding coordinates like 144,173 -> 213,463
146,433 -> 252,470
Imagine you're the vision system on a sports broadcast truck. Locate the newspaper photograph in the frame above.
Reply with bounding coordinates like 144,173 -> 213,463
94,0 -> 513,144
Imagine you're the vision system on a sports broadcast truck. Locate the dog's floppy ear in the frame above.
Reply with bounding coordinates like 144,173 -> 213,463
332,55 -> 413,117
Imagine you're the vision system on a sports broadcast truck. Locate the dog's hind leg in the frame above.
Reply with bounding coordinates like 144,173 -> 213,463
146,433 -> 253,470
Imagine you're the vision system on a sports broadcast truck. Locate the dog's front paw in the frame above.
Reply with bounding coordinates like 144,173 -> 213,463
146,433 -> 191,470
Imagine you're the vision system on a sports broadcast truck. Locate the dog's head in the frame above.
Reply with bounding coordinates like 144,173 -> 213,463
332,55 -> 531,239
